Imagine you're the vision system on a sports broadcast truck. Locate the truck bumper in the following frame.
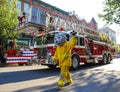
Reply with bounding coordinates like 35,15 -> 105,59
39,59 -> 54,65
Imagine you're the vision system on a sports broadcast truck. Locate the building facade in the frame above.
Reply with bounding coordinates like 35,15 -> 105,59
16,0 -> 99,40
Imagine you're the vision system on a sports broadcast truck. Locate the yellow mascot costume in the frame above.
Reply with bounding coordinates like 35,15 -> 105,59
53,31 -> 77,89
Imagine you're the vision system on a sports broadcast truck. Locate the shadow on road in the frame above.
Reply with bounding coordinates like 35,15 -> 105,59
16,64 -> 120,92
1,62 -> 120,92
0,63 -> 111,85
0,63 -> 104,84
16,83 -> 58,92
0,67 -> 60,85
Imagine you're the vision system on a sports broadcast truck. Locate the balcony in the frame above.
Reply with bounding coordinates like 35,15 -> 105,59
16,7 -> 46,35
17,6 -> 46,28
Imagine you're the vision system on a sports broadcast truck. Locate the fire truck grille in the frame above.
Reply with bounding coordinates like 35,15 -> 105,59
37,48 -> 47,59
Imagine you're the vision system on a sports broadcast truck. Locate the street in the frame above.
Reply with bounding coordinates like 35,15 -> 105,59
0,58 -> 120,92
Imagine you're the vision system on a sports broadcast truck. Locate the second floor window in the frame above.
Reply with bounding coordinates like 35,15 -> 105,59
24,2 -> 29,10
17,0 -> 21,12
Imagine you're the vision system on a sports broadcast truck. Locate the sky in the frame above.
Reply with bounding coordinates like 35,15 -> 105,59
41,0 -> 120,44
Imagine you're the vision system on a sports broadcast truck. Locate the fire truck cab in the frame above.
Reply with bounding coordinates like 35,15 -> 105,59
36,30 -> 115,69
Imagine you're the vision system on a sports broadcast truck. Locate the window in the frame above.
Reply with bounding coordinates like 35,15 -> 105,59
17,0 -> 21,12
36,33 -> 55,45
46,33 -> 55,44
40,11 -> 46,25
7,39 -> 29,46
65,34 -> 69,41
79,37 -> 85,46
24,2 -> 29,11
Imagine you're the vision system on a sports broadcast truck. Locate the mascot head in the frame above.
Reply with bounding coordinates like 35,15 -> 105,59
54,32 -> 67,46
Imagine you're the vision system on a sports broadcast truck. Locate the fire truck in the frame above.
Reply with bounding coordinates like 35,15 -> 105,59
35,28 -> 115,69
4,39 -> 36,66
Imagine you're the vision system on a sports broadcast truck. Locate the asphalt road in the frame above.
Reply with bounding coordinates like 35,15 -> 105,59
0,58 -> 120,92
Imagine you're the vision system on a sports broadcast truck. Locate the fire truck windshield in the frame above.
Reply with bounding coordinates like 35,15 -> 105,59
36,32 -> 56,45
36,32 -> 69,45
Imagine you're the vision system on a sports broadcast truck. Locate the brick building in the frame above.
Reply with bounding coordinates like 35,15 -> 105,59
16,0 -> 99,40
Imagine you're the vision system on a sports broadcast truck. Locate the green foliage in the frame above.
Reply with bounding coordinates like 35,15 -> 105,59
0,0 -> 8,5
114,44 -> 120,53
0,0 -> 19,39
98,0 -> 120,25
110,40 -> 120,53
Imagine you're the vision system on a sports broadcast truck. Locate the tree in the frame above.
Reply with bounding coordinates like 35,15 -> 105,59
0,0 -> 19,50
0,0 -> 7,6
112,41 -> 120,53
98,0 -> 120,25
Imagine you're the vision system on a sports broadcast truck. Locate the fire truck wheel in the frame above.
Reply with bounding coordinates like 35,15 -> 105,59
72,55 -> 80,69
107,55 -> 111,64
27,60 -> 33,66
102,54 -> 107,64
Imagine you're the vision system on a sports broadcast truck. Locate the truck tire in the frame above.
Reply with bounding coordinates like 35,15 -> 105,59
27,59 -> 33,66
102,54 -> 107,64
107,55 -> 111,64
72,55 -> 80,69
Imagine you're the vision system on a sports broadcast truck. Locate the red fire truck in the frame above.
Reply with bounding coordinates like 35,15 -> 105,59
36,29 -> 115,69
4,39 -> 36,66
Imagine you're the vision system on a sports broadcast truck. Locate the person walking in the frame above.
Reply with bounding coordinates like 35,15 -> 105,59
52,31 -> 77,89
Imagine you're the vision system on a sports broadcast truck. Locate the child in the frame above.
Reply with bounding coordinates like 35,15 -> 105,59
53,31 -> 77,89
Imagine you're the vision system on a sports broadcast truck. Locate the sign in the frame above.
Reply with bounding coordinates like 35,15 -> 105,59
17,26 -> 38,35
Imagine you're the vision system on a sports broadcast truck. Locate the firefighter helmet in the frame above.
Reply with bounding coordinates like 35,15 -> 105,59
54,32 -> 67,45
